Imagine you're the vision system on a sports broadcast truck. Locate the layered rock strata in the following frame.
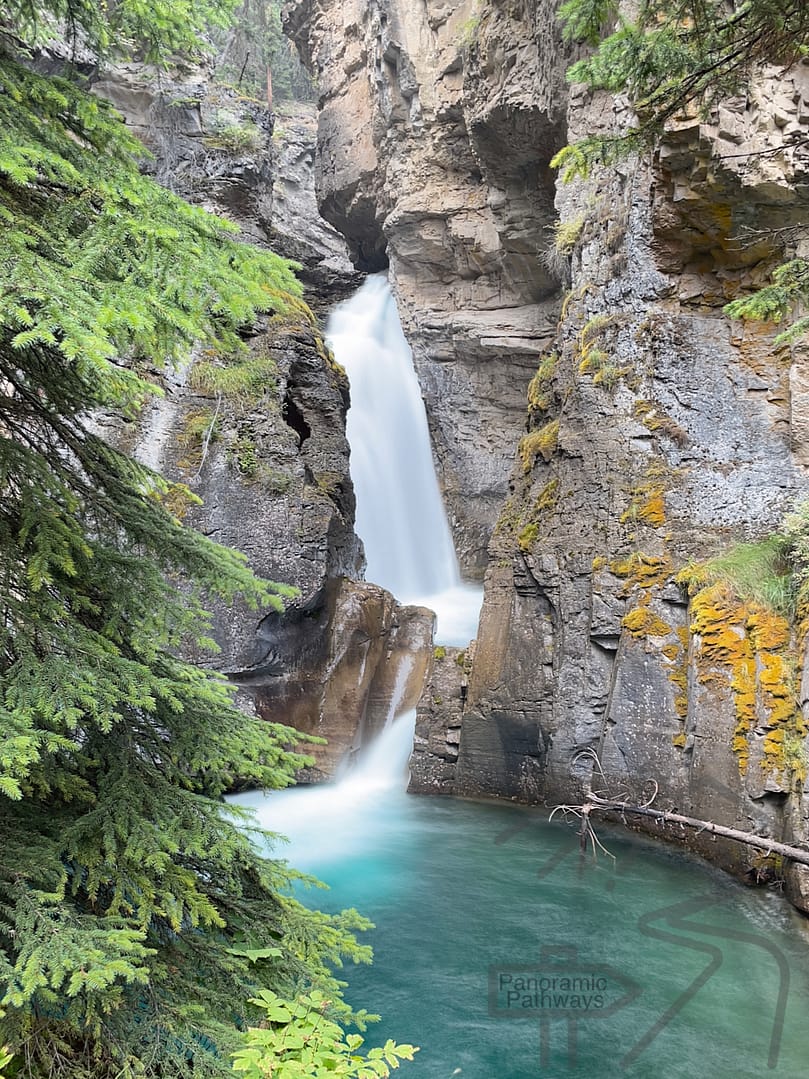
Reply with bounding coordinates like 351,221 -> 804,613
89,59 -> 432,773
91,63 -> 361,306
285,0 -> 566,576
290,0 -> 809,906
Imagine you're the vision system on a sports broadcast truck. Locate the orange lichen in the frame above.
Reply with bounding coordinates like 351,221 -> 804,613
672,732 -> 687,748
622,606 -> 672,638
610,552 -> 673,590
688,581 -> 801,777
747,607 -> 790,652
731,735 -> 750,774
668,663 -> 689,719
730,654 -> 756,732
689,583 -> 748,666
759,653 -> 795,727
621,484 -> 666,529
663,626 -> 691,721
763,728 -> 785,756
640,490 -> 666,527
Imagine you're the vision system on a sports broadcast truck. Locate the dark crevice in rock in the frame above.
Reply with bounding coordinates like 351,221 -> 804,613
282,392 -> 312,445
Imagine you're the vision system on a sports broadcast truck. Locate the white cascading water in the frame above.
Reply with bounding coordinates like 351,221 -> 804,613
326,274 -> 483,647
230,711 -> 417,872
229,276 -> 482,852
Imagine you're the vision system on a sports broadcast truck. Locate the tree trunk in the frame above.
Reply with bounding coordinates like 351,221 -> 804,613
587,796 -> 809,868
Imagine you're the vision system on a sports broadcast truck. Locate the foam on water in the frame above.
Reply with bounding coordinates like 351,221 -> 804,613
230,711 -> 416,872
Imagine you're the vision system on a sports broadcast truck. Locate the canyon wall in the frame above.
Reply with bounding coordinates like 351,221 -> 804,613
287,0 -> 809,906
286,0 -> 566,576
90,61 -> 432,778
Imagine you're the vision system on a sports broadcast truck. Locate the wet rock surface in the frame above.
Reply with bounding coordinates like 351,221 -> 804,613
90,57 -> 433,776
285,0 -> 566,576
290,0 -> 809,906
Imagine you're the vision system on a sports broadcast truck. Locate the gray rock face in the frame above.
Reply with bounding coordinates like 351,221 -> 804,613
89,58 -> 433,775
285,0 -> 566,576
267,103 -> 364,307
247,579 -> 434,780
290,0 -> 809,905
409,645 -> 471,796
91,63 -> 359,306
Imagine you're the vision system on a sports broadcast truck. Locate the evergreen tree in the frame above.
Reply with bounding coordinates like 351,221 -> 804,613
554,0 -> 809,177
215,1 -> 316,105
553,0 -> 809,336
0,3 -> 373,1074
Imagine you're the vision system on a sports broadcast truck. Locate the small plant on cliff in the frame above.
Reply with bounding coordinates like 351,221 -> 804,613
460,12 -> 482,49
552,0 -> 809,339
679,536 -> 796,617
205,116 -> 264,154
527,352 -> 559,413
554,216 -> 585,255
191,349 -> 279,407
520,420 -> 560,473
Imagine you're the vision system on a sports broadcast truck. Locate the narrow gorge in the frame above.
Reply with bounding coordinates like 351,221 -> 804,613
6,0 -> 809,1074
274,0 -> 809,916
91,0 -> 809,917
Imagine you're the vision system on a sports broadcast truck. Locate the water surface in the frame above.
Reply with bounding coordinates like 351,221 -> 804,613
233,777 -> 809,1078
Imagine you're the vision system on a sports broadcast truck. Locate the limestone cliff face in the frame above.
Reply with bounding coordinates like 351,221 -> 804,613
289,0 -> 809,906
89,62 -> 432,776
285,0 -> 566,576
452,66 -> 809,908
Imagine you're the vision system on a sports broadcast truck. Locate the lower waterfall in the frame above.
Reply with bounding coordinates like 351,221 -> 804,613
229,278 -> 809,1078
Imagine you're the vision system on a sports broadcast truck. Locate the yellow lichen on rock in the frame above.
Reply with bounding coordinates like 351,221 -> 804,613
610,552 -> 673,591
747,607 -> 790,652
536,478 -> 559,512
622,606 -> 672,638
620,483 -> 666,529
759,653 -> 795,726
688,581 -> 801,777
667,625 -> 691,721
519,419 -> 559,473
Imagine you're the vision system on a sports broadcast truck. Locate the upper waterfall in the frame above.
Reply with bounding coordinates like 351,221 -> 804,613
326,275 -> 482,645
326,275 -> 457,596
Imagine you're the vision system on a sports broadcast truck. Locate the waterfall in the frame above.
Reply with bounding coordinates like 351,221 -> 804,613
228,277 -> 483,848
229,710 -> 416,871
326,275 -> 482,646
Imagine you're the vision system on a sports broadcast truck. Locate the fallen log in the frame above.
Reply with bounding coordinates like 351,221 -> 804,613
572,794 -> 809,869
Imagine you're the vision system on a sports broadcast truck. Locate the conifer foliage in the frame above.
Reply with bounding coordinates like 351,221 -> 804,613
553,0 -> 809,336
0,3 -> 371,1074
553,0 -> 809,179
